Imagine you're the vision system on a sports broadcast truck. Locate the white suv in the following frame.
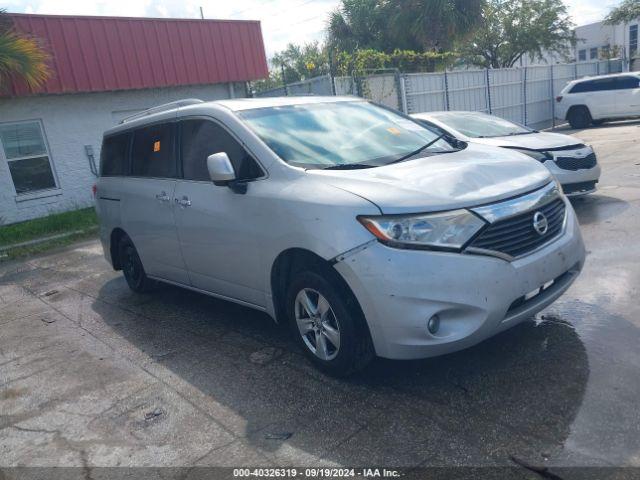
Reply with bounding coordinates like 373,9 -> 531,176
556,72 -> 640,128
96,97 -> 585,375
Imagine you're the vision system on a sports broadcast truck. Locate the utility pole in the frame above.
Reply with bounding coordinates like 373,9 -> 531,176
199,7 -> 204,19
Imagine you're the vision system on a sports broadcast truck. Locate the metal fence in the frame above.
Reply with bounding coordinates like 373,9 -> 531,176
256,59 -> 624,128
255,74 -> 334,97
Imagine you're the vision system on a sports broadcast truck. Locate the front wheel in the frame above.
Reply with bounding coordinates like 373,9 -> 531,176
286,270 -> 374,376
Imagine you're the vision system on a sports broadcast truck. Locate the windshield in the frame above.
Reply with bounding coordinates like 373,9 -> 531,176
238,101 -> 457,169
430,112 -> 534,138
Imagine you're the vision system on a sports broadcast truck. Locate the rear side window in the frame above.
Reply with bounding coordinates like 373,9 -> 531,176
180,119 -> 263,181
131,123 -> 176,178
570,78 -> 617,93
616,76 -> 640,90
100,133 -> 130,176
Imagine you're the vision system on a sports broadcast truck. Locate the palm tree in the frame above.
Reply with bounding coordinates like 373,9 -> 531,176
0,10 -> 50,90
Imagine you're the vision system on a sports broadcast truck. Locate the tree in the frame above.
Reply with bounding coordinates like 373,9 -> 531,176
326,0 -> 390,53
326,0 -> 483,53
271,41 -> 329,83
604,0 -> 640,25
460,0 -> 576,68
387,0 -> 484,51
0,10 -> 50,90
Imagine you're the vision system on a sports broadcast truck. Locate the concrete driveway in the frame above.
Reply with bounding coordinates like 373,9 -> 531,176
1,121 -> 639,475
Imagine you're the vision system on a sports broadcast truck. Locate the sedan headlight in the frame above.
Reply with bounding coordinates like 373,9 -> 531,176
358,210 -> 486,250
510,148 -> 553,162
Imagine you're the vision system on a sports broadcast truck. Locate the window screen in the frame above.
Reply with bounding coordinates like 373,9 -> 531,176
131,123 -> 176,178
180,119 -> 262,181
100,133 -> 130,176
0,121 -> 57,194
631,25 -> 638,57
590,48 -> 598,60
578,50 -> 586,61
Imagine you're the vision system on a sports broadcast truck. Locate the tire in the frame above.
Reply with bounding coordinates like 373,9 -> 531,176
119,236 -> 155,293
285,270 -> 374,376
567,106 -> 592,129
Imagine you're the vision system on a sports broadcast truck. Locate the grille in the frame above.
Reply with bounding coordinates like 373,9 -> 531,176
555,152 -> 597,171
468,198 -> 566,258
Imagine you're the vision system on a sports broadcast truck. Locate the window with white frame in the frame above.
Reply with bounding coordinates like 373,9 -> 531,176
578,49 -> 586,61
631,25 -> 638,57
590,47 -> 598,60
0,121 -> 57,195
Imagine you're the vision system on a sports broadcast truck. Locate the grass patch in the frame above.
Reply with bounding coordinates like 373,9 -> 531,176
0,207 -> 97,247
1,229 -> 98,261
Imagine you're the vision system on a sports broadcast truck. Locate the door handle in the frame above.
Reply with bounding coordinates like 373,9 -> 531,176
175,196 -> 191,207
155,191 -> 170,202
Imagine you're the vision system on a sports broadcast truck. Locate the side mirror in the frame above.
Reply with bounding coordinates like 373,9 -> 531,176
207,152 -> 236,186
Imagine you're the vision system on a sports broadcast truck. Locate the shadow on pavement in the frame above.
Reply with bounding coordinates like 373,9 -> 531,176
570,194 -> 629,226
93,276 -> 590,466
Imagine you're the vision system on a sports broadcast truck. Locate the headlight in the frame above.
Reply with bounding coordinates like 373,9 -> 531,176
358,210 -> 486,250
510,148 -> 552,162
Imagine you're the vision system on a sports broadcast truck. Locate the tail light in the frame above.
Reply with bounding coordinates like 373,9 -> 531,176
92,184 -> 97,198
555,96 -> 563,103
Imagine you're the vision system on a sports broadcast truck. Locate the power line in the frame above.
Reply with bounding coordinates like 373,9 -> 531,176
228,0 -> 319,19
268,12 -> 325,34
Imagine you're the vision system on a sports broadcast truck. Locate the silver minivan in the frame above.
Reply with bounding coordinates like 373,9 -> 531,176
96,96 -> 586,375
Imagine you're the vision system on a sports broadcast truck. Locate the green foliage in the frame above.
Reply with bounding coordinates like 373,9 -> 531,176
251,71 -> 285,94
0,9 -> 50,89
271,41 -> 329,83
327,0 -> 484,53
604,0 -> 640,25
459,0 -> 576,68
335,49 -> 456,76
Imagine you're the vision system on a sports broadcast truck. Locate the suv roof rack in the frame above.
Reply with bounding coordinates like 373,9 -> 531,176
119,98 -> 204,124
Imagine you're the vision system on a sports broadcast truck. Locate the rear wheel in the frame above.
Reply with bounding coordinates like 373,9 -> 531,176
567,106 -> 592,129
286,270 -> 374,376
119,236 -> 155,293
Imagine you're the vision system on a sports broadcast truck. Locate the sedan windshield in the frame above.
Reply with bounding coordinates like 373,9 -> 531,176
238,101 -> 457,169
430,112 -> 534,138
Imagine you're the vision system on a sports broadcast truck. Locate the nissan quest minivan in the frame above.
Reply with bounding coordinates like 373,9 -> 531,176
96,97 -> 586,375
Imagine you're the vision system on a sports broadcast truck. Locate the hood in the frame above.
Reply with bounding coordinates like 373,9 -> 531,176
310,143 -> 552,214
472,132 -> 583,150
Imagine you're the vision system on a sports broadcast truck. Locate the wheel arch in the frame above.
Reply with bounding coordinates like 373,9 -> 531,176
270,248 -> 367,329
109,227 -> 128,271
566,104 -> 591,120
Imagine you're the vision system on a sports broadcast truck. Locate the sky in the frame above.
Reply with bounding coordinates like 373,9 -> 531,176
4,0 -> 625,58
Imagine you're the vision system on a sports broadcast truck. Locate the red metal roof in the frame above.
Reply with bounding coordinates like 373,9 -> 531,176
4,13 -> 269,97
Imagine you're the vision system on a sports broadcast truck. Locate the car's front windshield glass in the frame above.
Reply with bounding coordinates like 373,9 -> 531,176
238,101 -> 457,169
431,112 -> 534,138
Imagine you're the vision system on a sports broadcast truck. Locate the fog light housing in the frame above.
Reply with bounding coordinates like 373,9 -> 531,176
427,314 -> 440,334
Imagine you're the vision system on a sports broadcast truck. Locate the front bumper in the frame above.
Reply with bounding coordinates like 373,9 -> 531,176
543,160 -> 601,196
334,199 -> 585,360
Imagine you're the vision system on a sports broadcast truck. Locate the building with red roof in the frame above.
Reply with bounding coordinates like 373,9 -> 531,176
0,13 -> 268,223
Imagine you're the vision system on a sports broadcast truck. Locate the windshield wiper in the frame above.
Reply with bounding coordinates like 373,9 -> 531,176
322,163 -> 375,170
389,133 -> 447,164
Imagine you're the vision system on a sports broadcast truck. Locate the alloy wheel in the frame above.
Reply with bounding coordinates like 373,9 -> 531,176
294,288 -> 341,361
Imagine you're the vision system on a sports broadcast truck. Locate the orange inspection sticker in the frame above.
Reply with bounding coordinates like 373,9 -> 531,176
387,127 -> 401,135
153,141 -> 161,152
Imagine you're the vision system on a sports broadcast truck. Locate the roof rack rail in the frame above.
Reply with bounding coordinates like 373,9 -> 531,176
119,98 -> 203,124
